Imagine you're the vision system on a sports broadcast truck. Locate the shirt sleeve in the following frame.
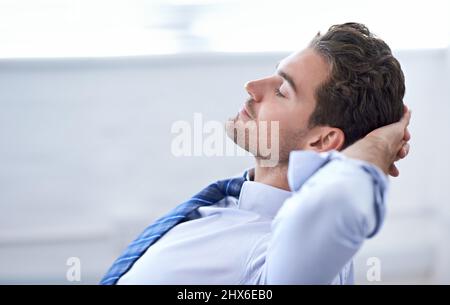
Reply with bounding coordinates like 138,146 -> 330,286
263,150 -> 388,284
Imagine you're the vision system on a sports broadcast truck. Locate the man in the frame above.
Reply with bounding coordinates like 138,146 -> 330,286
101,22 -> 411,284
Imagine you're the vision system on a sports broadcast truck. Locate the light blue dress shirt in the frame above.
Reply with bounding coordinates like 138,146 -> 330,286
118,150 -> 387,285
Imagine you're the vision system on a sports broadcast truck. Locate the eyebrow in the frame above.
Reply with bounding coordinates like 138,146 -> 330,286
275,62 -> 298,95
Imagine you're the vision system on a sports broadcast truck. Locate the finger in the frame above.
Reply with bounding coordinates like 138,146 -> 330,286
394,146 -> 404,162
399,107 -> 411,129
403,104 -> 410,117
397,142 -> 410,159
389,164 -> 399,177
404,127 -> 411,141
389,163 -> 399,177
403,142 -> 410,157
392,108 -> 411,148
388,106 -> 411,144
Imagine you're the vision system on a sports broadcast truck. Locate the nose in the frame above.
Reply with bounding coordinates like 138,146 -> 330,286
244,79 -> 263,103
245,76 -> 278,103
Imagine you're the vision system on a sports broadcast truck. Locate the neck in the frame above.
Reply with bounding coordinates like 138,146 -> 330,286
253,159 -> 290,191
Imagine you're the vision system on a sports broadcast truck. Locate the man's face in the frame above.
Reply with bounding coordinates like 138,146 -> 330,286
226,48 -> 331,164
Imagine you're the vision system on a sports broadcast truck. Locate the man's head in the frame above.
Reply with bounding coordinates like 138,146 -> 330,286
226,22 -> 405,165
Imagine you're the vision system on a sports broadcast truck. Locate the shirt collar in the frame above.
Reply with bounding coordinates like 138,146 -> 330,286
237,168 -> 292,219
244,168 -> 254,181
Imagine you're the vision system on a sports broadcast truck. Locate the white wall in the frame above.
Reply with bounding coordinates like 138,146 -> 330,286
0,49 -> 449,284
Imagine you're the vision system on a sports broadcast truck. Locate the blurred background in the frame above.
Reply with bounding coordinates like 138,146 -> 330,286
0,0 -> 449,284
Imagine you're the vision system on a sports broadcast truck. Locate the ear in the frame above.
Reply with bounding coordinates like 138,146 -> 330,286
306,127 -> 345,152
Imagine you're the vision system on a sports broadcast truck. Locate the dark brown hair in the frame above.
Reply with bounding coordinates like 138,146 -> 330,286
308,22 -> 405,148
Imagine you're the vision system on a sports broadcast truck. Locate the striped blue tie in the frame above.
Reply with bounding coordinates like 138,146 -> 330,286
100,173 -> 247,285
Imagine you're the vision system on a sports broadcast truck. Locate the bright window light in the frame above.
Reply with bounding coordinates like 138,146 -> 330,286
0,0 -> 448,58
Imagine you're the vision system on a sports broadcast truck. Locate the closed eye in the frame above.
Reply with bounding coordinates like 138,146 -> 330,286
275,88 -> 286,98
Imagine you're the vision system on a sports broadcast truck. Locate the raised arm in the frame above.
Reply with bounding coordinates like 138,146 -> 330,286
264,152 -> 385,284
263,108 -> 411,284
